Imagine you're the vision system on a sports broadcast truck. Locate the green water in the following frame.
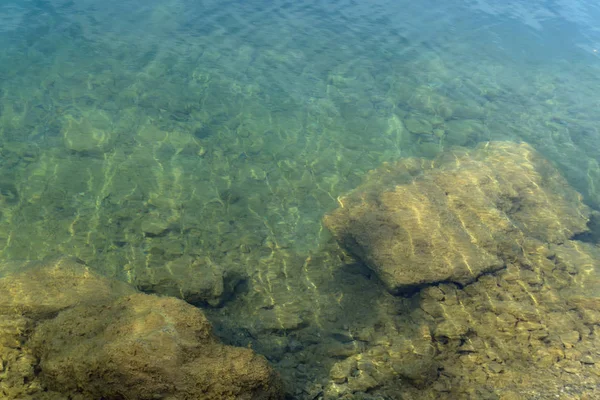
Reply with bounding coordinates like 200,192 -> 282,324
1,0 -> 600,398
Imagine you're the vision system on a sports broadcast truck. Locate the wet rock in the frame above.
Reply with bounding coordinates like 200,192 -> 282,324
560,331 -> 581,348
256,303 -> 308,332
330,330 -> 355,343
388,339 -> 437,387
30,293 -> 283,400
134,255 -> 237,307
324,142 -> 591,294
320,142 -> 600,398
140,215 -> 170,236
347,370 -> 379,393
580,355 -> 596,365
444,119 -> 484,146
0,315 -> 31,348
325,335 -> 438,397
0,257 -> 136,319
404,117 -> 433,135
435,319 -> 469,340
0,257 -> 281,400
330,358 -> 356,384
62,111 -> 114,155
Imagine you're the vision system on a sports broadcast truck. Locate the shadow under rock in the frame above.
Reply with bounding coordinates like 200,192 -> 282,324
571,210 -> 600,244
203,245 -> 427,400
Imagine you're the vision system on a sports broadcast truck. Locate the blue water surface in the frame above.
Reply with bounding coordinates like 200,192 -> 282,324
1,0 -> 600,398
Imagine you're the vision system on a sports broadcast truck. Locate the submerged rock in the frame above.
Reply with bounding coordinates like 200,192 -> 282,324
0,257 -> 283,400
416,238 -> 600,399
321,141 -> 600,399
30,293 -> 283,400
61,111 -> 114,155
133,255 -> 240,307
0,256 -> 136,319
324,142 -> 591,294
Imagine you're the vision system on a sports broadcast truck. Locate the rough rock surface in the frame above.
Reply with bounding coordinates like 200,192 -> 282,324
316,142 -> 600,399
30,293 -> 282,400
61,111 -> 114,155
0,256 -> 137,318
315,239 -> 600,400
0,258 -> 282,400
324,142 -> 591,293
133,254 -> 241,307
413,239 -> 600,399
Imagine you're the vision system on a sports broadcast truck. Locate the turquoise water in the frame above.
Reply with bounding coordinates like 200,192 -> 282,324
1,0 -> 600,398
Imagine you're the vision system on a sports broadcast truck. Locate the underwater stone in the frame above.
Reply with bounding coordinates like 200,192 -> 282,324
329,358 -> 356,384
62,111 -> 114,155
560,331 -> 581,348
0,256 -> 136,319
140,215 -> 170,236
346,370 -> 379,392
388,339 -> 438,387
134,255 -> 232,307
580,355 -> 596,365
404,116 -> 433,135
0,315 -> 31,348
324,142 -> 591,294
443,119 -> 484,146
0,258 -> 282,399
30,293 -> 283,400
434,320 -> 469,340
326,335 -> 438,396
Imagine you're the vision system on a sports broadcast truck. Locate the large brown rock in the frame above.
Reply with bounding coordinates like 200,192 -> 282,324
324,142 -> 591,293
0,257 -> 139,399
0,257 -> 136,319
0,257 -> 282,400
30,293 -> 283,400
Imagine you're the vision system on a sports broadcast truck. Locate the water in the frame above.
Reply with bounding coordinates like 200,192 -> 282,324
0,0 -> 599,398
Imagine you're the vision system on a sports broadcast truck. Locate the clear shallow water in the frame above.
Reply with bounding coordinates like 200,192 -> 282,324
1,0 -> 600,398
